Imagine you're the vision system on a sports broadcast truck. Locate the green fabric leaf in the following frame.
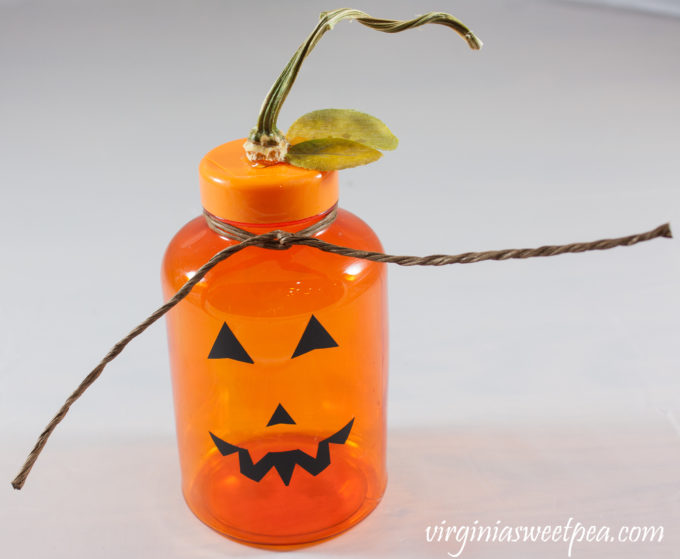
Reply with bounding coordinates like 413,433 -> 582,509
285,138 -> 382,171
286,109 -> 398,151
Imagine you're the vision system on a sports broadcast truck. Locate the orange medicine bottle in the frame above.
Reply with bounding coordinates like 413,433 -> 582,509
161,139 -> 388,545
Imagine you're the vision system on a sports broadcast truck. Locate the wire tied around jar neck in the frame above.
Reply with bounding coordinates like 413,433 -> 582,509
10,220 -> 672,490
203,206 -> 339,247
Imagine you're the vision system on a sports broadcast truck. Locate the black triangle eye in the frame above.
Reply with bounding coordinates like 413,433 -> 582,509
208,322 -> 254,364
291,315 -> 338,358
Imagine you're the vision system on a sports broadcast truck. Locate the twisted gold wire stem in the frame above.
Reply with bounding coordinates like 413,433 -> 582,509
247,8 -> 482,151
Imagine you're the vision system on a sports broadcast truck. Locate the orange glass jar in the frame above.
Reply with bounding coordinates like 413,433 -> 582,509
161,139 -> 388,546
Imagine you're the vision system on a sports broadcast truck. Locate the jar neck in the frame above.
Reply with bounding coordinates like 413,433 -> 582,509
205,203 -> 337,240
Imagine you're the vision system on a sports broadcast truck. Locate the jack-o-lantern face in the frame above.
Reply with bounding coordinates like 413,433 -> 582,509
207,315 -> 354,486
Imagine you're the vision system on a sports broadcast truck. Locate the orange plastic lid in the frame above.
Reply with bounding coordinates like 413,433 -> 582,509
199,139 -> 339,224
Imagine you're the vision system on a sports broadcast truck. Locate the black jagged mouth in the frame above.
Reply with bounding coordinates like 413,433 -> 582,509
209,418 -> 354,486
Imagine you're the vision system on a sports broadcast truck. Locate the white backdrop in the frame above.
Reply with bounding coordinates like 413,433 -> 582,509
1,1 -> 679,558
567,0 -> 680,16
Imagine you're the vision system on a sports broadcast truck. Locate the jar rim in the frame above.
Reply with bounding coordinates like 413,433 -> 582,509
199,139 -> 339,224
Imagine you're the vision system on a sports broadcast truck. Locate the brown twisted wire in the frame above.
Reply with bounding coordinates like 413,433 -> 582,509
10,219 -> 672,490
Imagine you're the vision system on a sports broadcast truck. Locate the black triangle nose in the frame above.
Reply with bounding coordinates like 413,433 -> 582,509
267,403 -> 296,427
